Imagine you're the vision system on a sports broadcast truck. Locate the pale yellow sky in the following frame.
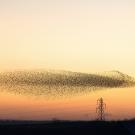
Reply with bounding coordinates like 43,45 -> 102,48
0,0 -> 135,76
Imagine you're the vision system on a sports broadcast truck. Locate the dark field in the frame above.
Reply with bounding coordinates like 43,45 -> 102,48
0,120 -> 134,135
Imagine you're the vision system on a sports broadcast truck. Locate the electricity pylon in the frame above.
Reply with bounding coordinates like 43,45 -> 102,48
96,97 -> 106,121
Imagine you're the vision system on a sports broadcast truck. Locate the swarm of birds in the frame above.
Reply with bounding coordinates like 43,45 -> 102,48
0,70 -> 134,97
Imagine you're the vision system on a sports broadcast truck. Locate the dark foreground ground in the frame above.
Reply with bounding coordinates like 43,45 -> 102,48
0,120 -> 135,135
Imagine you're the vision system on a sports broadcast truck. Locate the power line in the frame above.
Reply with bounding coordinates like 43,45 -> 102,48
96,97 -> 106,121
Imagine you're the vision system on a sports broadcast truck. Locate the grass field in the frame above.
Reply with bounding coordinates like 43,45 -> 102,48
0,120 -> 134,135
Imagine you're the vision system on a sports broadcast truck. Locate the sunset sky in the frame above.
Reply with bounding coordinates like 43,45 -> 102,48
0,0 -> 135,76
